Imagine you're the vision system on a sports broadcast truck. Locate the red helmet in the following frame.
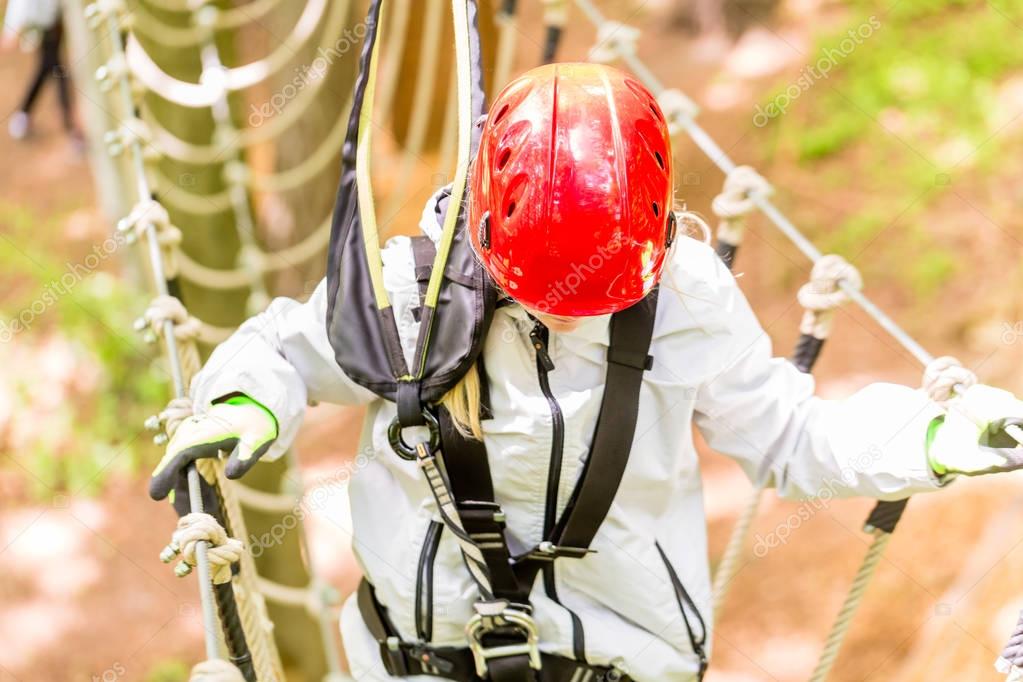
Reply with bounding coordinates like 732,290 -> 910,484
468,62 -> 675,316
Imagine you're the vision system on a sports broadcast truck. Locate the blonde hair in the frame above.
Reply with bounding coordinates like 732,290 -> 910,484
438,363 -> 484,439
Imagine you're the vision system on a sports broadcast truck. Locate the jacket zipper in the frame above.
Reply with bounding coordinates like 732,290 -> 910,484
655,541 -> 708,679
414,520 -> 443,642
529,321 -> 561,536
529,320 -> 586,660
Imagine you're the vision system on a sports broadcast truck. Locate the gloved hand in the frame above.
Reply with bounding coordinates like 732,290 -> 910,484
927,385 -> 1023,477
150,395 -> 278,501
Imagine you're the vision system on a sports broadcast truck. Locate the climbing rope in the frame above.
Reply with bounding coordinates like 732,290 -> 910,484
797,255 -> 864,340
82,0 -> 366,676
164,512 -> 245,585
153,112 -> 350,216
191,2 -> 269,314
492,1 -> 519,87
83,0 -> 224,664
128,0 -> 285,49
711,255 -> 861,619
573,3 -> 1023,678
710,165 -> 772,268
189,659 -> 246,682
138,295 -> 203,379
380,0 -> 446,223
541,0 -> 567,63
372,0 -> 412,132
806,355 -> 976,681
123,0 -> 331,106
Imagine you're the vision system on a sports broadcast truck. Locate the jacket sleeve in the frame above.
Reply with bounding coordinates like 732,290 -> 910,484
190,279 -> 377,460
680,243 -> 944,501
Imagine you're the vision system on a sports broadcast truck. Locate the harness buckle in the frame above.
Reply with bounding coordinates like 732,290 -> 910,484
526,541 -> 598,561
466,601 -> 542,677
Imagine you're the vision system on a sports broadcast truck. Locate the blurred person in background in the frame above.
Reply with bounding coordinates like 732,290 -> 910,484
2,0 -> 82,146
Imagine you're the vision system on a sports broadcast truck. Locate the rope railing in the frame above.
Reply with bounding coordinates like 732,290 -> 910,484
84,0 -> 366,677
572,2 -> 1023,680
84,0 -> 222,662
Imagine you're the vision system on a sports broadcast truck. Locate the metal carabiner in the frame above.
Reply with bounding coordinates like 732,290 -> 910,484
387,409 -> 441,460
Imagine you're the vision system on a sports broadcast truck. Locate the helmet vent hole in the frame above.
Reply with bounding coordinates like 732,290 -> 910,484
494,104 -> 510,124
497,148 -> 512,170
652,202 -> 660,218
654,151 -> 664,170
506,201 -> 517,218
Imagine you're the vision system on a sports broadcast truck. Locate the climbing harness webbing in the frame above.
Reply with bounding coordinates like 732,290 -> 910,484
359,289 -> 663,681
357,581 -> 633,682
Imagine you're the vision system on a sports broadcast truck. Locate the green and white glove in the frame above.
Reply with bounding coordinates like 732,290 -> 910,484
927,385 -> 1023,477
149,395 -> 278,501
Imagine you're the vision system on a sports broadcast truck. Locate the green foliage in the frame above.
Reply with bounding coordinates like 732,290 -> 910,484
144,659 -> 191,682
784,0 -> 1023,161
757,0 -> 1022,297
0,201 -> 167,498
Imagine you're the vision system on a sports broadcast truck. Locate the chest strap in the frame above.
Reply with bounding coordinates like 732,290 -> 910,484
427,290 -> 658,680
442,289 -> 659,596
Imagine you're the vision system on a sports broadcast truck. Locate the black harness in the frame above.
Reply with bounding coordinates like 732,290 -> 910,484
324,1 -> 697,679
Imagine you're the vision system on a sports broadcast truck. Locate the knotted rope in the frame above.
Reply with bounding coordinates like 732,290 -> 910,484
588,20 -> 640,63
657,88 -> 701,136
116,200 -> 182,278
808,530 -> 893,682
711,165 -> 772,248
797,255 -> 863,339
189,659 -> 245,682
138,295 -> 203,380
165,512 -> 245,584
923,356 -> 978,406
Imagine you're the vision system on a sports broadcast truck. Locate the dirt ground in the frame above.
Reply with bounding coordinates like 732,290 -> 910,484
4,2 -> 1023,682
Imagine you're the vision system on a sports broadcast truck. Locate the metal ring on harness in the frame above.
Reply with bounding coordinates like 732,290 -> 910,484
387,410 -> 441,460
466,604 -> 542,677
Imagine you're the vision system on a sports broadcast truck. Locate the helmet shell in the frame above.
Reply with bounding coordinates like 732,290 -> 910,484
468,62 -> 674,316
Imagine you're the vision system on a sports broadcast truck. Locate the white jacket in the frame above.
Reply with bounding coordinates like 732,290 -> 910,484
192,201 -> 946,681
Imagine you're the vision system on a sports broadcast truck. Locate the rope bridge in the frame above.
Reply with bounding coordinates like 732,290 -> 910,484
79,0 -> 1021,680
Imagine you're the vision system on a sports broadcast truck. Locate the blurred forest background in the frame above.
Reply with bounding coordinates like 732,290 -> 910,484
2,0 -> 1023,681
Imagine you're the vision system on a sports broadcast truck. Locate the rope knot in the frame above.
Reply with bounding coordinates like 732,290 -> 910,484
84,0 -> 127,28
923,356 -> 977,406
166,512 -> 244,585
588,21 -> 640,63
104,117 -> 153,157
117,199 -> 171,240
797,255 -> 862,338
144,295 -> 202,343
223,160 -> 250,186
542,0 -> 569,27
712,166 -> 772,245
95,54 -> 128,93
657,89 -> 700,135
189,659 -> 245,682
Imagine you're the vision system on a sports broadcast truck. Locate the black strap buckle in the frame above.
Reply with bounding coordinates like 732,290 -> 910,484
466,601 -> 542,677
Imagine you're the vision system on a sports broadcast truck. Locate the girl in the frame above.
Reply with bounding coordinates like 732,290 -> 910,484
151,63 -> 1023,681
